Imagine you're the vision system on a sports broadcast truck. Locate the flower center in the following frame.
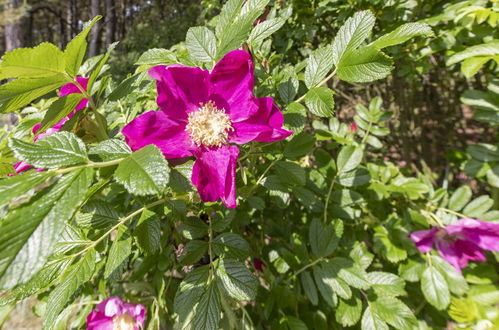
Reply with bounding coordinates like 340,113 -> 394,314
185,101 -> 233,147
113,313 -> 136,330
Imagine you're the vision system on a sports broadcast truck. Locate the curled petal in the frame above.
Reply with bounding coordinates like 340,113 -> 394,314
436,238 -> 485,271
451,218 -> 499,252
210,50 -> 256,122
148,65 -> 210,120
86,310 -> 115,330
122,110 -> 193,159
230,97 -> 292,144
192,146 -> 239,208
409,228 -> 438,253
13,161 -> 32,174
60,77 -> 88,97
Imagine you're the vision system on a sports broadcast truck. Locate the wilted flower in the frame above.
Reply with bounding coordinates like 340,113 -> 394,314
409,218 -> 499,271
86,297 -> 146,330
122,50 -> 292,208
13,77 -> 88,174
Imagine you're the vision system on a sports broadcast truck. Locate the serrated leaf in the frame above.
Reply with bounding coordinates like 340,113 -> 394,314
300,271 -> 319,306
371,23 -> 433,49
192,281 -> 221,330
421,266 -> 450,310
337,46 -> 393,83
0,43 -> 65,80
314,261 -> 351,302
104,224 -> 132,280
114,145 -> 169,195
448,186 -> 472,212
0,168 -> 93,289
180,217 -> 208,240
275,161 -> 306,186
337,168 -> 371,187
305,45 -> 334,89
87,42 -> 118,91
37,94 -> 85,135
332,10 -> 376,65
447,40 -> 499,66
309,219 -> 343,257
284,132 -> 316,159
337,145 -> 363,173
179,240 -> 208,266
107,71 -> 148,101
10,131 -> 88,169
361,305 -> 388,330
135,209 -> 161,255
0,171 -> 51,208
304,87 -> 334,117
174,265 -> 210,327
134,48 -> 177,66
467,143 -> 499,162
0,75 -> 67,114
186,26 -> 217,62
42,250 -> 96,329
461,56 -> 492,78
328,257 -> 370,289
75,199 -> 120,229
213,233 -> 249,260
89,139 -> 131,161
248,18 -> 285,45
370,297 -> 416,329
216,259 -> 257,301
336,294 -> 362,327
215,0 -> 245,37
64,16 -> 102,76
367,272 -> 406,297
284,102 -> 306,132
463,195 -> 494,218
431,256 -> 468,295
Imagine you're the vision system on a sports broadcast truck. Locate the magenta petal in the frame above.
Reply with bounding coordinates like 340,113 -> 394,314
148,65 -> 210,120
230,97 -> 292,144
409,228 -> 437,253
122,110 -> 193,159
123,302 -> 146,327
13,161 -> 32,173
435,239 -> 463,271
86,311 -> 115,330
210,50 -> 256,122
60,77 -> 88,97
455,218 -> 499,251
192,146 -> 239,208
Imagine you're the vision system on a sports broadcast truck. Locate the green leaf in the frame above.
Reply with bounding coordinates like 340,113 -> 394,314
0,75 -> 68,114
179,217 -> 208,240
213,233 -> 250,260
104,224 -> 132,280
337,168 -> 371,187
179,240 -> 208,265
336,294 -> 362,327
248,18 -> 285,45
114,145 -> 170,195
215,0 -> 245,38
461,56 -> 492,78
337,46 -> 394,83
9,131 -> 88,169
192,281 -> 221,330
75,200 -> 120,229
370,297 -> 416,329
367,272 -> 406,297
332,10 -> 376,65
107,71 -> 147,101
447,41 -> 499,66
304,87 -> 335,117
0,168 -> 93,289
487,165 -> 499,188
337,145 -> 363,173
309,219 -> 343,257
361,305 -> 388,330
174,266 -> 210,326
313,262 -> 347,304
300,271 -> 319,306
371,23 -> 433,49
0,43 -> 65,80
467,143 -> 499,162
37,94 -> 85,135
305,45 -> 334,89
135,48 -> 177,66
135,209 -> 161,255
328,257 -> 370,290
431,256 -> 468,295
448,186 -> 472,212
284,132 -> 316,159
64,16 -> 102,76
42,250 -> 96,329
87,42 -> 118,92
89,139 -> 131,161
421,266 -> 450,310
186,27 -> 217,62
216,259 -> 257,301
284,102 -> 307,132
463,195 -> 494,218
275,161 -> 306,186
0,172 -> 50,208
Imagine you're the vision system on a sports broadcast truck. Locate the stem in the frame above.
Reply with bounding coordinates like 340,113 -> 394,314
52,158 -> 124,175
360,120 -> 373,145
246,157 -> 280,196
293,258 -> 325,277
323,175 -> 337,222
208,214 -> 214,281
295,69 -> 337,104
438,207 -> 467,219
66,197 -> 169,259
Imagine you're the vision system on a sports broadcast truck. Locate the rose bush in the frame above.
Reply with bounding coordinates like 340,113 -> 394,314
0,1 -> 498,329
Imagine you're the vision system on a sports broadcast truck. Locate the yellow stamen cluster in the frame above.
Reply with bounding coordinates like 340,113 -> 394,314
185,101 -> 234,147
113,313 -> 136,330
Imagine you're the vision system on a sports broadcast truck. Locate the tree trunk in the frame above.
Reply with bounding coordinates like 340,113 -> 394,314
89,0 -> 102,57
105,0 -> 116,46
4,0 -> 24,51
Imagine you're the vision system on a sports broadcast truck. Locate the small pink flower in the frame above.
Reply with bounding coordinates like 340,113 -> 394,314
409,218 -> 499,271
86,297 -> 146,330
122,50 -> 292,208
13,77 -> 88,174
349,122 -> 358,134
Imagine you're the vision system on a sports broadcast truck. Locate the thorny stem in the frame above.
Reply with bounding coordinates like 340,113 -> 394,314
295,69 -> 337,104
65,197 -> 170,259
52,158 -> 124,175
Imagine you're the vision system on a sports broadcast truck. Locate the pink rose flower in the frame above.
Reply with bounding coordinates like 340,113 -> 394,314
86,297 -> 146,330
122,50 -> 292,208
13,77 -> 88,174
409,218 -> 499,271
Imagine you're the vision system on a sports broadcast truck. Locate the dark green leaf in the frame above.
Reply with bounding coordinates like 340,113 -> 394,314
304,87 -> 335,117
216,258 -> 257,301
